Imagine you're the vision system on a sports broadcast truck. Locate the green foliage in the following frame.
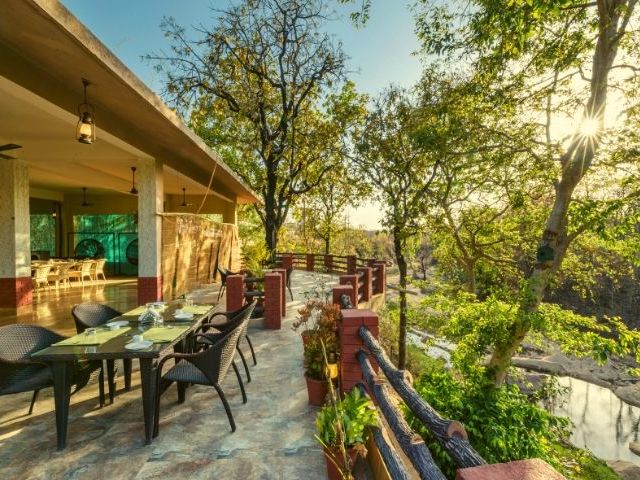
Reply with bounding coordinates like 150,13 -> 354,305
316,387 -> 377,447
417,288 -> 640,377
407,370 -> 571,478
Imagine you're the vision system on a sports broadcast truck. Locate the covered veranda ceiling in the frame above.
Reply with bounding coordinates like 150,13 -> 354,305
0,0 -> 257,204
0,75 -> 215,199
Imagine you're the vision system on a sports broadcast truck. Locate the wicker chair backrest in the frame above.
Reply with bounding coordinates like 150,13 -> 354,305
94,259 -> 106,273
72,303 -> 122,333
34,265 -> 51,282
189,319 -> 246,385
0,325 -> 64,390
80,261 -> 93,275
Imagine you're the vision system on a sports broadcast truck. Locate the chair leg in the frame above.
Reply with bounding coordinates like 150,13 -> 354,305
153,371 -> 165,438
28,389 -> 39,415
177,382 -> 187,404
213,383 -> 236,432
123,358 -> 132,391
245,335 -> 257,366
98,367 -> 105,408
288,284 -> 294,301
236,346 -> 251,383
217,284 -> 226,301
106,360 -> 116,404
231,360 -> 247,404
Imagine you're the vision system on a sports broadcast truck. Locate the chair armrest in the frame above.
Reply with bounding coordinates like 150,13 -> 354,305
195,332 -> 224,346
156,351 -> 194,375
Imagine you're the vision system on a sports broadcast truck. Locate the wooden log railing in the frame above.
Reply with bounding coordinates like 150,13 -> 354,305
277,252 -> 387,286
358,326 -> 487,469
357,356 -> 447,480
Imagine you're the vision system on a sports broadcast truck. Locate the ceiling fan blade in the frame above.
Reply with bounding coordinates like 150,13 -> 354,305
0,143 -> 22,151
0,153 -> 16,160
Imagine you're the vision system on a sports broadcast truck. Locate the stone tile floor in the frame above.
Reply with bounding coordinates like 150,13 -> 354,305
0,271 -> 336,479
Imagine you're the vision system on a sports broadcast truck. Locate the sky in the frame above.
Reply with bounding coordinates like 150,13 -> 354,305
61,0 -> 424,229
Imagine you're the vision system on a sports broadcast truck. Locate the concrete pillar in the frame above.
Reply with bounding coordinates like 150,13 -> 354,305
264,272 -> 282,329
456,459 -> 565,480
358,267 -> 373,302
137,158 -> 163,304
281,254 -> 293,271
306,253 -> 315,271
373,261 -> 386,295
272,268 -> 287,316
333,284 -> 355,309
324,254 -> 333,272
339,309 -> 379,394
347,255 -> 357,274
226,274 -> 245,312
0,159 -> 32,312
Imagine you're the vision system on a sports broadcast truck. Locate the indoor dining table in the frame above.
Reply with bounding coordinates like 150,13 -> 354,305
32,303 -> 216,450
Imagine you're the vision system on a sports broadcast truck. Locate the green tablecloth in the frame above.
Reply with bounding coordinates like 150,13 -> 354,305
53,327 -> 131,346
182,305 -> 212,315
142,325 -> 191,343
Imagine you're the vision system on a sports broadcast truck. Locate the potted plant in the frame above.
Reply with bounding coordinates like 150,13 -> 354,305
304,333 -> 337,405
315,387 -> 378,479
293,300 -> 340,346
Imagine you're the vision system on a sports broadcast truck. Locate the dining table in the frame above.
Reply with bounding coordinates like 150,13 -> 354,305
32,302 -> 216,450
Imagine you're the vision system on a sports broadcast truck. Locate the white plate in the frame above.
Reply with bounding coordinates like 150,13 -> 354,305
124,340 -> 153,350
106,320 -> 129,329
174,313 -> 194,320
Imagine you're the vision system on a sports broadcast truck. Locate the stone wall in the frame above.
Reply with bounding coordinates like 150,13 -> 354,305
161,214 -> 241,300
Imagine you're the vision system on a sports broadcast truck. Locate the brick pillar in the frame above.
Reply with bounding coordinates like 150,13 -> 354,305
0,158 -> 32,312
226,274 -> 245,312
357,267 -> 372,302
272,268 -> 287,316
306,253 -> 315,271
347,255 -> 357,274
264,272 -> 282,329
339,274 -> 358,303
333,284 -> 355,309
373,262 -> 386,295
324,254 -> 333,272
339,309 -> 379,394
456,459 -> 565,480
138,157 -> 163,304
281,254 -> 293,271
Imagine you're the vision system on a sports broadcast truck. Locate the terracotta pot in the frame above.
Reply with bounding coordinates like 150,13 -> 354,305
305,374 -> 328,406
323,446 -> 359,480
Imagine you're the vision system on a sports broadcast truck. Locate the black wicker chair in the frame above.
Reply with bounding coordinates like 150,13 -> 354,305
72,303 -> 132,401
153,320 -> 247,436
216,266 -> 241,301
196,300 -> 257,383
0,324 -> 99,414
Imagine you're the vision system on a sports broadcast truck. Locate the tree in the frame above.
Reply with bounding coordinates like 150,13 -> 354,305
353,86 -> 439,369
148,0 -> 349,258
416,0 -> 640,385
297,164 -> 370,254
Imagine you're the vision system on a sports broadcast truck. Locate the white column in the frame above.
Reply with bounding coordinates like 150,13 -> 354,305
0,159 -> 32,309
137,158 -> 163,303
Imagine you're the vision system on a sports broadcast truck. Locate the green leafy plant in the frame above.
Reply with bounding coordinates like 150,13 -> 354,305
316,387 -> 378,447
406,370 -> 571,478
304,335 -> 334,380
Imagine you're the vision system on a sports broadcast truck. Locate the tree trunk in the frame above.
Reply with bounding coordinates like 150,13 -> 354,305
465,261 -> 476,295
324,236 -> 331,255
394,233 -> 408,370
487,0 -> 627,386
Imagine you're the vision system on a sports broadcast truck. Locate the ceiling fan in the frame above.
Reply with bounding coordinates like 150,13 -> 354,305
128,166 -> 138,195
80,187 -> 94,207
180,187 -> 193,207
0,144 -> 22,160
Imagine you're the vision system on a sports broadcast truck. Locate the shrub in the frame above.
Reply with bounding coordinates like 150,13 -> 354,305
406,370 -> 571,478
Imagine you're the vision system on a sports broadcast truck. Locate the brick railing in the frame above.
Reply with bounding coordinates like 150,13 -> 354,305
330,282 -> 566,480
277,252 -> 386,303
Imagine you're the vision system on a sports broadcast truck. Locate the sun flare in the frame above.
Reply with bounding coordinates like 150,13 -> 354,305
579,117 -> 600,137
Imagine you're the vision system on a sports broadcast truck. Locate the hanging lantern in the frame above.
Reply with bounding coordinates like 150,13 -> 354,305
326,352 -> 339,380
76,79 -> 95,144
